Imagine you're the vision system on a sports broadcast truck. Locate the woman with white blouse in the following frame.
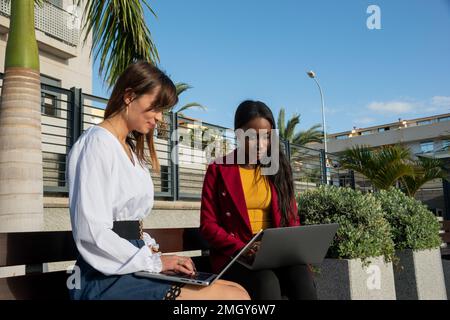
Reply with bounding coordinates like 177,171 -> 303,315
67,61 -> 249,300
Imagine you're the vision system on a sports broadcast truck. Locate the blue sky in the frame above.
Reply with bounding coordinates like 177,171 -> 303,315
92,0 -> 450,134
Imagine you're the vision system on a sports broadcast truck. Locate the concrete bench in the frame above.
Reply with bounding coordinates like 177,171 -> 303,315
0,228 -> 210,300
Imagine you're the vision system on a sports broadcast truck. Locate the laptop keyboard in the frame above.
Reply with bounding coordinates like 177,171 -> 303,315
161,271 -> 214,281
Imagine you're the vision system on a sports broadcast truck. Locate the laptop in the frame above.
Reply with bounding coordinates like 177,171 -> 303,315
134,230 -> 263,286
237,223 -> 339,270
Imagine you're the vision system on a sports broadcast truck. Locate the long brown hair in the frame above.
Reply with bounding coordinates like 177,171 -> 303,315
104,61 -> 178,172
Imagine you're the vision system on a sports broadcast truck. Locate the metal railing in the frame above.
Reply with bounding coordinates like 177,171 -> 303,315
0,0 -> 79,47
0,72 -> 372,200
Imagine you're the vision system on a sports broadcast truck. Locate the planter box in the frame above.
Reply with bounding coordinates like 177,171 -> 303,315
315,257 -> 396,300
394,248 -> 447,300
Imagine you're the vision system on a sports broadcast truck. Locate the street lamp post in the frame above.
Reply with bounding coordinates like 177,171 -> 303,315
307,70 -> 330,184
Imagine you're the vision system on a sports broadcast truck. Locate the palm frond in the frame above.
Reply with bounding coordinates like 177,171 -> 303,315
175,82 -> 193,96
173,82 -> 207,115
340,145 -> 419,190
177,102 -> 207,113
293,124 -> 323,146
401,157 -> 447,196
375,145 -> 411,166
76,0 -> 159,86
340,145 -> 377,177
284,114 -> 300,142
372,162 -> 414,189
277,108 -> 286,139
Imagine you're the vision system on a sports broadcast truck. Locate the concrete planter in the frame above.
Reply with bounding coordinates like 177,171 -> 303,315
315,256 -> 396,300
394,248 -> 447,300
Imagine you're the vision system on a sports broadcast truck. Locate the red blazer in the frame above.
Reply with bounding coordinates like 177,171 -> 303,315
200,150 -> 300,273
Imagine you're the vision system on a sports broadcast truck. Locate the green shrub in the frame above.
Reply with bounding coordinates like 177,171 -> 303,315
297,185 -> 395,266
374,188 -> 442,251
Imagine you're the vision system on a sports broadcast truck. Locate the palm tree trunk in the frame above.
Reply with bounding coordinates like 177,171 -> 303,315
0,0 -> 43,232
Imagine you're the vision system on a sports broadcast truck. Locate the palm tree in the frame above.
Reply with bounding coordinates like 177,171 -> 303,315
277,108 -> 323,146
0,0 -> 44,232
400,156 -> 447,197
293,124 -> 323,146
339,145 -> 415,191
174,82 -> 206,117
80,0 -> 159,86
0,0 -> 158,231
156,82 -> 207,140
277,108 -> 299,142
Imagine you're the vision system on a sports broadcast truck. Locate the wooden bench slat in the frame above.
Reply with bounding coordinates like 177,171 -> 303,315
0,228 -> 201,267
441,220 -> 450,232
441,232 -> 450,244
145,229 -> 185,253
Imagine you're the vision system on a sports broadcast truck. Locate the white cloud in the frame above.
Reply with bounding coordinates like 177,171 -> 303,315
431,96 -> 450,108
367,101 -> 415,114
365,96 -> 450,117
333,96 -> 449,132
355,116 -> 376,125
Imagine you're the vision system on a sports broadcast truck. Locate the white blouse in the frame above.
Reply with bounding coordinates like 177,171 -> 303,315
66,125 -> 162,276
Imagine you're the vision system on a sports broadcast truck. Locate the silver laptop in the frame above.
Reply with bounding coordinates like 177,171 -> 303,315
237,223 -> 339,270
134,230 -> 263,286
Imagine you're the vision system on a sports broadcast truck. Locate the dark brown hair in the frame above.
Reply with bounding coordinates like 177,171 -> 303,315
104,61 -> 178,172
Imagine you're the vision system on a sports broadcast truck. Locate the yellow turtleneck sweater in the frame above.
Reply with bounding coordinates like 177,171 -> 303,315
239,166 -> 272,234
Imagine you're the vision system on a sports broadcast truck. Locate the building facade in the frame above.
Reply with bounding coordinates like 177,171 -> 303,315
0,0 -> 93,193
0,0 -> 92,91
311,113 -> 450,219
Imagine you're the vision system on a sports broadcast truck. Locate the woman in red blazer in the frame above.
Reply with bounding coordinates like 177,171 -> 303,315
200,100 -> 317,300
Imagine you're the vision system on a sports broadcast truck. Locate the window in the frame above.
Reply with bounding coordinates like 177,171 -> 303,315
443,140 -> 450,149
420,141 -> 434,153
43,152 -> 66,187
438,116 -> 450,123
378,127 -> 390,132
41,93 -> 58,117
361,130 -> 372,136
160,165 -> 170,193
336,135 -> 348,140
40,75 -> 61,117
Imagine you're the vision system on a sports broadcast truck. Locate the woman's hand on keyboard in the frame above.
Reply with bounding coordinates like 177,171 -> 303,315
160,255 -> 196,275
